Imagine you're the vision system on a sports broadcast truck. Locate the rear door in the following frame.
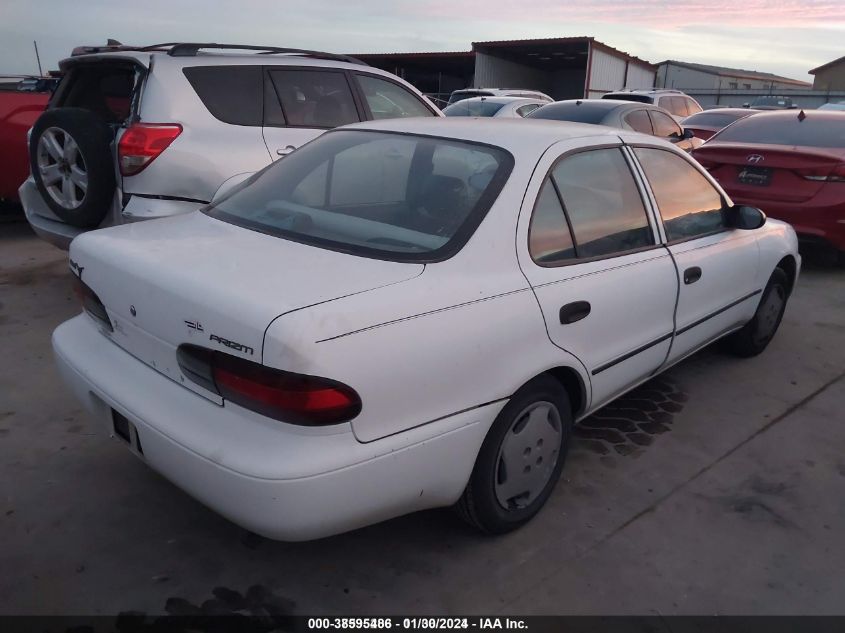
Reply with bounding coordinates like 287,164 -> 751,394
262,67 -> 362,159
517,138 -> 679,411
628,143 -> 761,365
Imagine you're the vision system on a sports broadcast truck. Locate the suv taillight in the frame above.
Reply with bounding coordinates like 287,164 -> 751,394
72,275 -> 112,332
118,123 -> 182,176
177,345 -> 361,425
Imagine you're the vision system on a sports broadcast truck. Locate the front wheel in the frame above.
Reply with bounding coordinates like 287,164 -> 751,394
455,375 -> 572,534
726,268 -> 789,357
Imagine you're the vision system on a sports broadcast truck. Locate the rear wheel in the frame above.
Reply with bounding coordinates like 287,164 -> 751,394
726,268 -> 789,357
29,108 -> 115,228
455,375 -> 572,534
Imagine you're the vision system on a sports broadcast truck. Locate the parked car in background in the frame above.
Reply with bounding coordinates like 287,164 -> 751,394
681,108 -> 760,141
601,89 -> 702,121
528,99 -> 702,152
0,76 -> 55,209
55,117 -> 798,540
693,110 -> 845,264
443,96 -> 547,118
742,95 -> 797,110
21,42 -> 441,249
818,101 -> 845,112
447,88 -> 552,106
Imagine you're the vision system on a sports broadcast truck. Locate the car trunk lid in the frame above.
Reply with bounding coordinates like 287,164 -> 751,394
69,212 -> 423,401
694,142 -> 845,203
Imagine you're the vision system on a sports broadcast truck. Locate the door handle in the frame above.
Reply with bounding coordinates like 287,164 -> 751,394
684,266 -> 702,284
559,301 -> 591,324
276,145 -> 297,157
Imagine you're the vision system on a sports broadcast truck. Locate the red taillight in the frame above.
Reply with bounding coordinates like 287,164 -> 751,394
177,345 -> 361,425
796,163 -> 845,182
72,274 -> 112,332
118,123 -> 182,176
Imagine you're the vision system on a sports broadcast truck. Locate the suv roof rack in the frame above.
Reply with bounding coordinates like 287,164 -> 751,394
70,41 -> 367,66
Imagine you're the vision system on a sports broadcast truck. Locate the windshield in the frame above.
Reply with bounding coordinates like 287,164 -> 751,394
711,114 -> 845,148
443,100 -> 507,117
206,130 -> 513,262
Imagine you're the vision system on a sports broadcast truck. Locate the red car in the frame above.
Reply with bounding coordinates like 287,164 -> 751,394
693,110 -> 845,263
0,77 -> 52,206
681,107 -> 760,141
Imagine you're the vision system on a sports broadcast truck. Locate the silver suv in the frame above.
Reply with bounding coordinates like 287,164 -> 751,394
21,42 -> 442,249
601,89 -> 702,121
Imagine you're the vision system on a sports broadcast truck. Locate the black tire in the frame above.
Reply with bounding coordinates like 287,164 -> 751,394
29,108 -> 115,228
455,375 -> 572,534
726,268 -> 789,357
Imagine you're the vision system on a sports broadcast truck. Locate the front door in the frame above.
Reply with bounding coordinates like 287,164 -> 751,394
629,144 -> 761,365
517,139 -> 679,412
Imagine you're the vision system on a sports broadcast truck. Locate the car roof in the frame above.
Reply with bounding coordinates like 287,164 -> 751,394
342,117 -> 635,154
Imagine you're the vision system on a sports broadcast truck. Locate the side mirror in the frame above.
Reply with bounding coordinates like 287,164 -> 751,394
742,103 -> 750,108
682,128 -> 695,140
729,205 -> 766,230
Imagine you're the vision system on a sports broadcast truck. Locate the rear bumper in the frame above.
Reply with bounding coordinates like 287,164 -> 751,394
20,177 -> 206,249
52,315 -> 499,540
731,193 -> 845,251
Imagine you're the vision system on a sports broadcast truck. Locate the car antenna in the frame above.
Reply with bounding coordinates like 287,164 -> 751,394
797,109 -> 806,122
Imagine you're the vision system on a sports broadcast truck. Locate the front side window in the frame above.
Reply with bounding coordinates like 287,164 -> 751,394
268,69 -> 359,128
634,148 -> 726,242
684,98 -> 702,115
650,110 -> 682,138
356,74 -> 434,119
543,148 -> 654,260
207,130 -> 512,262
516,103 -> 540,117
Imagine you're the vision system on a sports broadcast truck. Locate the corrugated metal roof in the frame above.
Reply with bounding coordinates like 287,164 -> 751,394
473,37 -> 656,69
659,60 -> 810,87
349,51 -> 473,59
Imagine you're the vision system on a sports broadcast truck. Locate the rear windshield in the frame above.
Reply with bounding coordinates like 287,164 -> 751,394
683,111 -> 749,128
750,96 -> 791,107
443,100 -> 506,117
206,130 -> 513,262
712,114 -> 845,148
527,103 -> 611,124
448,91 -> 492,105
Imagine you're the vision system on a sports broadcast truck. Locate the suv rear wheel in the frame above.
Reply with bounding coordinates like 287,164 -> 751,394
30,108 -> 116,227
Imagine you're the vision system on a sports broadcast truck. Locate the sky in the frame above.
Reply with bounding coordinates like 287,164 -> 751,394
2,0 -> 844,81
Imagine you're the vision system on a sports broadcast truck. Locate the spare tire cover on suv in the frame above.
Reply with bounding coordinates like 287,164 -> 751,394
29,108 -> 116,228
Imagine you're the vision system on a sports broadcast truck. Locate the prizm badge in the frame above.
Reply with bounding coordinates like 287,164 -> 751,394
210,334 -> 254,355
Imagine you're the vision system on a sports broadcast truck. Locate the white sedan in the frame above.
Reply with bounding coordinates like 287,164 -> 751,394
54,118 -> 800,540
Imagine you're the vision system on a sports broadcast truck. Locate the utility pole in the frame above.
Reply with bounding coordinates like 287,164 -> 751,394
33,40 -> 43,76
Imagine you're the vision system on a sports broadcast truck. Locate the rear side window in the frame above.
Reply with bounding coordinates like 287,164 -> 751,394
712,114 -> 845,148
649,110 -> 682,138
269,69 -> 360,129
534,148 -> 653,262
528,180 -> 576,263
183,66 -> 262,126
356,74 -> 433,119
624,109 -> 653,134
634,148 -> 726,241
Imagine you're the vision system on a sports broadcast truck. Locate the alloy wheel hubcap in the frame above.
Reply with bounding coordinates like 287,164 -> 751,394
36,127 -> 88,210
495,401 -> 562,510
